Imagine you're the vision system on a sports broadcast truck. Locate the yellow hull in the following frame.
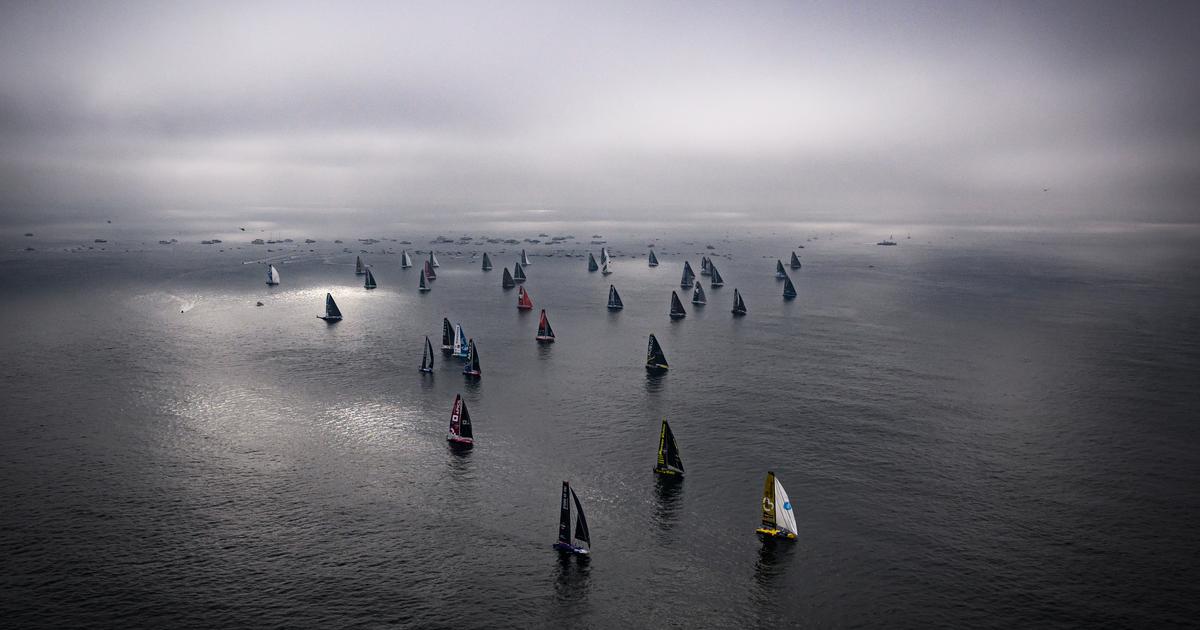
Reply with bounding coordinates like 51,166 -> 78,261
756,528 -> 796,540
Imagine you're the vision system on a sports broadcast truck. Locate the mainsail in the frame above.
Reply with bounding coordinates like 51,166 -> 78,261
401,250 -> 412,268
513,261 -> 527,282
420,336 -> 434,372
648,250 -> 659,267
680,261 -> 695,287
587,252 -> 599,272
482,252 -> 493,271
669,290 -> 687,319
607,285 -> 623,310
355,256 -> 365,275
692,281 -> 707,305
731,288 -> 747,316
266,264 -> 280,286
441,318 -> 454,352
646,334 -> 668,371
521,249 -> 531,265
517,285 -> 533,310
502,266 -> 515,288
536,309 -> 555,342
462,340 -> 481,376
320,293 -> 342,321
654,419 -> 684,476
709,263 -> 724,287
363,268 -> 377,289
783,275 -> 797,300
447,394 -> 474,445
790,251 -> 801,269
757,471 -> 798,539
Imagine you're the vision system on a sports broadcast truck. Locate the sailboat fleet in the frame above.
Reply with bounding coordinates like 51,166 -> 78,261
266,243 -> 813,555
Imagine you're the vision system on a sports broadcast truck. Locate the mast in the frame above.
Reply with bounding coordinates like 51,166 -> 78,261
607,285 -> 623,310
482,253 -> 493,271
692,281 -> 706,305
648,250 -> 659,267
670,291 -> 687,319
502,267 -> 515,288
587,252 -> 599,272
709,263 -> 724,287
364,268 -> 377,289
783,275 -> 797,300
646,334 -> 668,371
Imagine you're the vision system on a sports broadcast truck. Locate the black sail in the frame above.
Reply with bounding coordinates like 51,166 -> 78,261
558,481 -> 572,543
776,259 -> 786,276
459,400 -> 473,439
325,293 -> 342,318
670,291 -> 686,318
422,336 -> 433,370
514,262 -> 527,281
502,267 -> 515,288
442,318 -> 454,349
608,285 -> 623,310
783,276 -> 797,299
482,252 -> 493,271
355,256 -> 365,275
588,252 -> 599,272
790,251 -> 802,269
646,334 -> 668,369
571,488 -> 590,545
680,261 -> 695,287
709,263 -> 724,287
732,288 -> 747,315
648,250 -> 659,266
659,419 -> 684,473
692,281 -> 706,304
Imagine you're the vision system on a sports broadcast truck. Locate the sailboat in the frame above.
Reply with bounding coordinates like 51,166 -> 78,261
709,262 -> 724,287
669,291 -> 687,319
536,309 -> 555,342
481,252 -> 493,271
789,251 -> 801,269
266,264 -> 280,286
446,394 -> 474,446
453,324 -> 469,358
521,249 -> 531,265
691,281 -> 706,305
755,471 -> 798,541
318,292 -> 342,321
363,268 -> 377,289
653,419 -> 684,477
401,250 -> 413,268
680,261 -> 695,288
646,334 -> 669,371
877,235 -> 897,246
600,247 -> 611,267
731,288 -> 747,316
601,258 -> 612,275
587,252 -> 599,272
513,261 -> 527,283
607,285 -> 623,310
517,285 -> 533,310
700,256 -> 711,276
418,269 -> 431,292
424,260 -> 437,281
782,275 -> 797,300
553,481 -> 591,555
648,249 -> 659,267
441,318 -> 454,353
502,266 -> 516,288
462,339 -> 481,377
419,336 -> 434,372
775,260 -> 787,279
355,256 -> 365,276
430,251 -> 440,267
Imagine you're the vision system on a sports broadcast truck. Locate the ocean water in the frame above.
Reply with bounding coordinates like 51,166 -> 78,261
1,228 -> 1197,628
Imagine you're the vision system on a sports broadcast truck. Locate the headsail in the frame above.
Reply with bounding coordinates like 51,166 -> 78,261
648,250 -> 659,267
462,339 -> 481,376
783,275 -> 797,300
420,336 -> 434,372
607,285 -> 623,310
709,263 -> 724,287
654,419 -> 685,475
646,334 -> 668,371
669,290 -> 687,319
513,261 -> 527,282
692,281 -> 707,305
266,264 -> 280,285
482,252 -> 493,271
502,266 -> 515,288
536,309 -> 555,342
363,268 -> 377,289
517,285 -> 533,310
790,251 -> 801,269
430,252 -> 440,268
571,488 -> 590,546
521,249 -> 531,265
587,252 -> 599,272
680,261 -> 695,287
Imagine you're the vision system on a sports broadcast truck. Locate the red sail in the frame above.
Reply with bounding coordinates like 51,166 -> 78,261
517,286 -> 533,310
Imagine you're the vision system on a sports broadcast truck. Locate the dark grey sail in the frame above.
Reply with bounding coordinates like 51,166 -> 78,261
648,250 -> 659,267
400,250 -> 412,268
513,261 -> 527,282
588,252 -> 599,272
502,266 -> 516,288
322,293 -> 343,320
571,488 -> 590,545
607,285 -> 623,310
364,268 -> 377,289
680,261 -> 696,287
783,275 -> 797,300
709,262 -> 724,287
670,290 -> 687,319
776,259 -> 787,279
646,334 -> 668,371
558,481 -> 572,544
458,400 -> 473,439
355,256 -> 365,275
482,253 -> 493,271
790,251 -> 801,269
732,288 -> 747,316
442,318 -> 454,352
420,336 -> 434,371
692,281 -> 706,305
418,269 -> 430,292
654,419 -> 684,475
700,256 -> 711,276
463,340 -> 481,376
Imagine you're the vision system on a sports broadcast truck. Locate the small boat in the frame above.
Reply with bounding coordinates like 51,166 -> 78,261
601,258 -> 612,275
317,292 -> 342,321
700,256 -> 711,276
536,309 -> 555,342
755,471 -> 798,541
363,268 -> 377,289
680,261 -> 695,288
669,291 -> 687,319
462,339 -> 481,377
266,264 -> 280,286
731,288 -> 747,316
481,252 -> 493,271
653,419 -> 684,477
453,323 -> 469,358
430,252 -> 441,267
446,393 -> 474,447
441,318 -> 454,353
877,236 -> 897,246
418,269 -> 431,292
419,336 -> 434,372
355,256 -> 365,276
553,481 -> 591,555
646,334 -> 669,371
789,251 -> 801,269
502,266 -> 516,288
401,250 -> 413,268
587,252 -> 599,272
513,261 -> 527,283
691,281 -> 706,305
648,250 -> 659,267
521,249 -> 531,265
782,275 -> 797,300
607,285 -> 623,310
775,260 -> 787,279
709,262 -> 724,287
517,285 -> 533,310
424,260 -> 437,281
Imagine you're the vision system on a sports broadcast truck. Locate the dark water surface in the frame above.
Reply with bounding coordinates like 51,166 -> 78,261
2,229 -> 1198,628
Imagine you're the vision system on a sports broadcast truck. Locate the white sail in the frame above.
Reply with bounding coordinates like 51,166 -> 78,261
431,252 -> 440,267
774,478 -> 798,535
601,259 -> 611,275
401,250 -> 412,268
266,264 -> 280,285
453,324 -> 465,356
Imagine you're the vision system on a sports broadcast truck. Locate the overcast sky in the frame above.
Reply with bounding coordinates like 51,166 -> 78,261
1,0 -> 1197,230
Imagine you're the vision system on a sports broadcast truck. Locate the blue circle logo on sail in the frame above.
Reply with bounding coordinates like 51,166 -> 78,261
783,501 -> 791,511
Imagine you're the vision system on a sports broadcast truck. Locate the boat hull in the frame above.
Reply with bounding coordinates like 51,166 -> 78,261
607,305 -> 622,311
669,313 -> 685,320
447,435 -> 474,447
553,542 -> 590,555
419,367 -> 432,373
653,466 -> 682,477
732,309 -> 746,316
463,369 -> 481,377
536,335 -> 555,342
756,527 -> 797,541
518,305 -> 532,310
646,364 -> 668,372
317,316 -> 342,322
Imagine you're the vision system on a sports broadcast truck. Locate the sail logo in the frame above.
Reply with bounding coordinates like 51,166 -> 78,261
783,502 -> 791,511
762,497 -> 774,513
